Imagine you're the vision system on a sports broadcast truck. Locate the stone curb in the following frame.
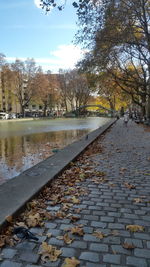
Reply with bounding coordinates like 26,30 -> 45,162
0,119 -> 116,229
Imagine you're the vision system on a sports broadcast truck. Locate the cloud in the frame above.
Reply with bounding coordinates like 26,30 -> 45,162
6,44 -> 86,73
50,44 -> 86,69
34,0 -> 42,8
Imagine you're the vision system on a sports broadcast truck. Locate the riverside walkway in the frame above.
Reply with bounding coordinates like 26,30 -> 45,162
0,119 -> 150,267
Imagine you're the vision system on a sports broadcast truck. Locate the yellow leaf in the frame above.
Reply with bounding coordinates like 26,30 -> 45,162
93,231 -> 106,239
126,225 -> 144,232
63,233 -> 74,244
62,257 -> 80,267
70,226 -> 84,236
79,173 -> 85,180
39,242 -> 62,262
71,197 -> 80,204
26,212 -> 43,227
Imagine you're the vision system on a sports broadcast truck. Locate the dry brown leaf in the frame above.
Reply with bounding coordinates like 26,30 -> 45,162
124,183 -> 136,190
109,183 -> 116,187
26,200 -> 37,210
126,225 -> 144,232
62,203 -> 73,211
122,242 -> 135,250
55,211 -> 66,219
73,208 -> 81,214
39,242 -> 62,262
120,167 -> 127,173
26,212 -> 43,227
93,231 -> 106,239
56,236 -> 64,240
63,233 -> 74,244
46,233 -> 52,238
71,197 -> 80,204
5,215 -> 13,223
62,257 -> 80,267
111,230 -> 120,236
133,198 -> 142,203
15,222 -> 27,227
70,226 -> 84,236
5,237 -> 15,247
69,215 -> 80,222
116,149 -> 121,153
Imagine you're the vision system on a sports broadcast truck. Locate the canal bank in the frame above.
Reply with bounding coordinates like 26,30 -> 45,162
0,119 -> 116,228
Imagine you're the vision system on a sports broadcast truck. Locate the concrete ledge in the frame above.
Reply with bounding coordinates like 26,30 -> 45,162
0,119 -> 116,229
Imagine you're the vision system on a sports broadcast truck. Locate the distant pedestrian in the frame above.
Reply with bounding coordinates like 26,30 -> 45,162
124,113 -> 129,126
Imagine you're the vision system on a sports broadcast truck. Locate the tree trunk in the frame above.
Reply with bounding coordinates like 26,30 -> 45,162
43,103 -> 47,117
21,106 -> 25,117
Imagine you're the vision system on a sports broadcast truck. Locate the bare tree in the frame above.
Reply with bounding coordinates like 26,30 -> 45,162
10,58 -> 37,116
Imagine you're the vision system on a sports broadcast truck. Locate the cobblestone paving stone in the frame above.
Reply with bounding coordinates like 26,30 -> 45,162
1,119 -> 150,267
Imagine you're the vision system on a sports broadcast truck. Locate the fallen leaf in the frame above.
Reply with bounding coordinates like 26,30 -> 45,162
124,183 -> 136,190
111,230 -> 120,236
120,167 -> 127,174
71,197 -> 80,204
62,257 -> 80,267
69,215 -> 80,222
70,226 -> 84,236
122,242 -> 135,250
26,213 -> 43,227
46,233 -> 52,238
63,233 -> 74,244
5,216 -> 13,223
93,231 -> 106,239
62,203 -> 73,211
56,236 -> 64,240
15,222 -> 27,227
126,225 -> 144,232
109,183 -> 116,187
73,208 -> 81,214
39,242 -> 62,262
55,211 -> 66,219
79,173 -> 85,180
133,198 -> 142,203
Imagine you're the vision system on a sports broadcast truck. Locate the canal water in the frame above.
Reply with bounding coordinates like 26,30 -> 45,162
0,117 -> 110,184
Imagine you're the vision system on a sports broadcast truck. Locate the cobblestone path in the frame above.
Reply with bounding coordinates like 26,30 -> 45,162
1,119 -> 150,267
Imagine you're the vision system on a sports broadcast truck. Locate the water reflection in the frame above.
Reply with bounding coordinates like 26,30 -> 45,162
0,117 -> 110,184
0,129 -> 90,184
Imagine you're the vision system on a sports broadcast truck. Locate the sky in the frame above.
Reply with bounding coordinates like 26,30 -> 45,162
0,0 -> 85,73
